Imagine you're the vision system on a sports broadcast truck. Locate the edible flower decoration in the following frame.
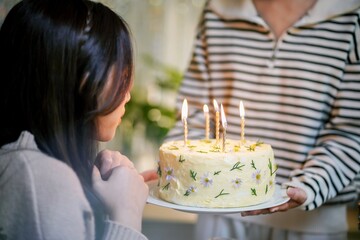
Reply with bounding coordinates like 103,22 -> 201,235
231,178 -> 242,188
200,172 -> 213,187
252,169 -> 262,184
184,185 -> 198,196
246,140 -> 264,151
164,167 -> 174,181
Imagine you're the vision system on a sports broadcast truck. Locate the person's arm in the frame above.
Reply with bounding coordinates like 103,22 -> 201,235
92,150 -> 150,232
33,153 -> 148,240
0,152 -> 95,240
243,27 -> 360,215
93,150 -> 152,239
92,165 -> 149,240
286,52 -> 360,211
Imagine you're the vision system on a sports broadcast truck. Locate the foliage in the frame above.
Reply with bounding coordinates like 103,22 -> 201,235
142,54 -> 183,91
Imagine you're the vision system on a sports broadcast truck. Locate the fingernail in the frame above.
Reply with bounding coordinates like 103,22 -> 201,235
270,208 -> 278,213
287,187 -> 295,196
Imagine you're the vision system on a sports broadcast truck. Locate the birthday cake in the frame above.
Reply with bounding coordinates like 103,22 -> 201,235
157,139 -> 277,208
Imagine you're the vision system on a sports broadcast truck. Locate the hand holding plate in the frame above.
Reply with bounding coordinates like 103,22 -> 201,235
241,187 -> 307,216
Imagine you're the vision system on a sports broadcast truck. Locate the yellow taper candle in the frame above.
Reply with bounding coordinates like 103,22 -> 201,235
220,104 -> 227,152
213,99 -> 220,144
239,100 -> 245,144
182,99 -> 188,146
203,104 -> 210,140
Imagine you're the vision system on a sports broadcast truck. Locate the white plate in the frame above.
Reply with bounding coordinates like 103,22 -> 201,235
147,181 -> 290,214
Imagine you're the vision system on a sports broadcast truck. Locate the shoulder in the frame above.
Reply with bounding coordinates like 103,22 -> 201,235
0,148 -> 82,192
0,149 -> 94,239
0,131 -> 95,238
0,131 -> 89,208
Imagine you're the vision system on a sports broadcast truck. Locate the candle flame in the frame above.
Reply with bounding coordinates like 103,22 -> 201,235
220,104 -> 227,128
203,104 -> 209,113
239,100 -> 245,118
213,99 -> 219,112
182,98 -> 188,122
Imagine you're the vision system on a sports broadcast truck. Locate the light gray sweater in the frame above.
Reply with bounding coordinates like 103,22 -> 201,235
0,131 -> 148,240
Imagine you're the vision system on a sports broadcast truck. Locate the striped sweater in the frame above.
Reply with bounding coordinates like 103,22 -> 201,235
167,0 -> 360,211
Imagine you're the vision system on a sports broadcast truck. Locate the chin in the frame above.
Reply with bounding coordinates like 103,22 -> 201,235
97,132 -> 116,142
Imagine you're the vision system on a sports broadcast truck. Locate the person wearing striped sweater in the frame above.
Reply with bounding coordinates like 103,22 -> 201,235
166,0 -> 360,239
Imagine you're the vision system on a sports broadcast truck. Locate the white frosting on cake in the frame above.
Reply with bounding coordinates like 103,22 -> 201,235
158,139 -> 276,208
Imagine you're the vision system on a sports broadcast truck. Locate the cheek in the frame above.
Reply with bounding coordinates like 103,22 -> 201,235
95,94 -> 129,142
96,107 -> 124,142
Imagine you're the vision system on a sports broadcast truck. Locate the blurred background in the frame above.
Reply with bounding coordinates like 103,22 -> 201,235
1,1 -> 358,239
93,0 -> 207,174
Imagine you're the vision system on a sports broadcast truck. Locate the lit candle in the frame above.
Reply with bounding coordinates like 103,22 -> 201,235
239,100 -> 245,144
203,104 -> 210,140
220,104 -> 227,152
213,99 -> 220,144
182,98 -> 188,146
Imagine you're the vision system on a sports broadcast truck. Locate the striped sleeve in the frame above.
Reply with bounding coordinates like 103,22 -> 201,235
287,29 -> 360,210
288,62 -> 360,210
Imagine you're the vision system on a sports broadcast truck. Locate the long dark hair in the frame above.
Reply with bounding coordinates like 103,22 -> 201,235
0,0 -> 133,186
